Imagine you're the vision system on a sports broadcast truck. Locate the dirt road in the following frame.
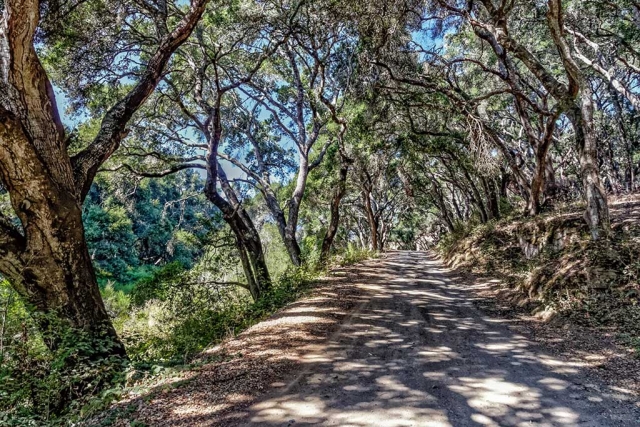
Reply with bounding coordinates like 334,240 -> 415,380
237,252 -> 638,426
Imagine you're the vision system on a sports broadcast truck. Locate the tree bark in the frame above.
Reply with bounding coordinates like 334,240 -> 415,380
568,101 -> 610,239
0,0 -> 209,363
527,112 -> 560,215
481,176 -> 500,220
0,117 -> 125,356
362,187 -> 379,251
283,153 -> 309,266
207,184 -> 271,300
320,156 -> 351,263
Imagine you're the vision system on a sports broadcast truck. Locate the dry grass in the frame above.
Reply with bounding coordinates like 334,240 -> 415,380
442,194 -> 640,396
83,264 -> 371,426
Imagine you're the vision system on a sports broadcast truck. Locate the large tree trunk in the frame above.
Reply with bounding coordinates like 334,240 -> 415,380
355,218 -> 368,249
230,227 -> 271,301
527,115 -> 558,216
219,170 -> 271,296
499,168 -> 510,199
528,160 -> 546,216
0,114 -> 126,359
0,136 -> 125,358
0,0 -> 209,369
203,95 -> 272,299
282,232 -> 302,267
320,158 -> 350,263
568,100 -> 610,240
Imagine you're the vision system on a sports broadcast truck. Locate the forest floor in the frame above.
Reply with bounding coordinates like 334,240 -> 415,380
93,252 -> 640,427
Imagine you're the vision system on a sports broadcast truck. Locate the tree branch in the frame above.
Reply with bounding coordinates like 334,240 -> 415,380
71,0 -> 211,200
102,162 -> 206,178
309,138 -> 335,170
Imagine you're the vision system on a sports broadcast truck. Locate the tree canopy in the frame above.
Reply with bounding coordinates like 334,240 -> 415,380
1,0 -> 639,422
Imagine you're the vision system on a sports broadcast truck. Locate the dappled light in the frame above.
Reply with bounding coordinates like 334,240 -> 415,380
230,253 -> 637,427
97,252 -> 639,426
2,0 -> 640,424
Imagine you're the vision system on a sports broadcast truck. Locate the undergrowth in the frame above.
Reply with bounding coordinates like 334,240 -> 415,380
0,248 -> 374,426
336,245 -> 378,267
439,204 -> 640,355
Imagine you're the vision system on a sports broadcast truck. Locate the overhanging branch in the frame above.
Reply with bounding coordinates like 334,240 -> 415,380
71,0 -> 211,200
101,162 -> 206,178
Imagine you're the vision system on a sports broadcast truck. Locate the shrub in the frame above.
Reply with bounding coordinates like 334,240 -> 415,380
0,311 -> 128,425
338,244 -> 377,266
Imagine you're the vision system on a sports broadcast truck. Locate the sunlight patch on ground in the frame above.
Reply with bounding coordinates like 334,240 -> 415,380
257,315 -> 333,327
417,346 -> 460,362
537,377 -> 570,391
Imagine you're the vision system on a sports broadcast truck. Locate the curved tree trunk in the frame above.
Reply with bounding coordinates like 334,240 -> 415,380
0,0 -> 209,368
205,165 -> 271,300
204,194 -> 271,300
220,208 -> 271,300
283,228 -> 303,267
320,158 -> 350,263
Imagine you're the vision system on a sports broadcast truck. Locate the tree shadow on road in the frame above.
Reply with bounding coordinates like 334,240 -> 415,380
94,252 -> 639,427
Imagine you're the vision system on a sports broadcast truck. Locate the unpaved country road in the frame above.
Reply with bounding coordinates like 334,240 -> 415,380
236,251 -> 639,427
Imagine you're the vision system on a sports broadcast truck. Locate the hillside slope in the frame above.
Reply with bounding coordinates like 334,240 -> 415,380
443,195 -> 640,363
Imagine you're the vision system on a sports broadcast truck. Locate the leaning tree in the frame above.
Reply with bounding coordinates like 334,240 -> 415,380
0,0 -> 209,359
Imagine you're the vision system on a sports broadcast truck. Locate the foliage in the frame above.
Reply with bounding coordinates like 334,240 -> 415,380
83,171 -> 219,289
0,293 -> 128,425
338,245 -> 378,267
2,0 -> 640,423
0,251 -> 323,425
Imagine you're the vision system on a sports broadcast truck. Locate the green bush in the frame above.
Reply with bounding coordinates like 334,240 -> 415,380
338,244 -> 377,266
118,263 -> 314,364
0,261 -> 316,426
0,310 -> 128,425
